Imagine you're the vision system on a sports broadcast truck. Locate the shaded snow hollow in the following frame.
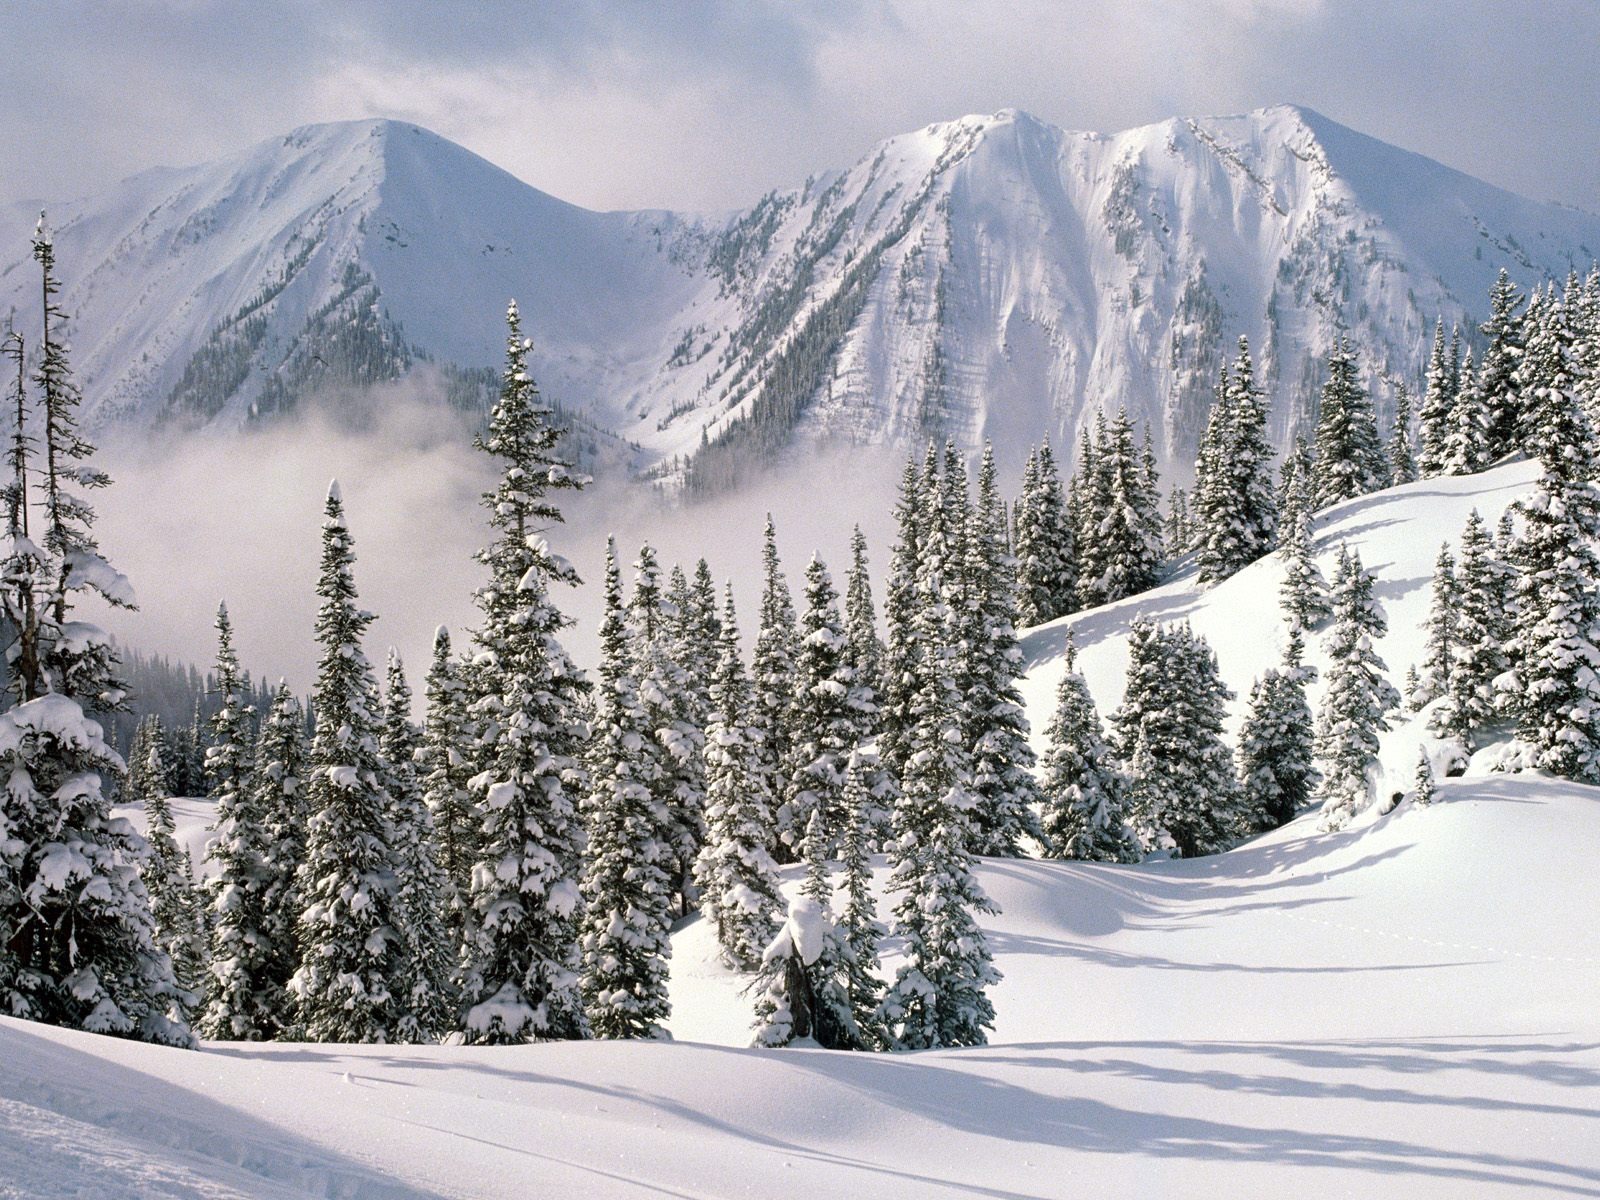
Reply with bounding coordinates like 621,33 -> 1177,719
16,458 -> 1597,1198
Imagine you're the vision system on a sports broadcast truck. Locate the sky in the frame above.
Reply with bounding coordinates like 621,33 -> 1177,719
2,0 -> 1596,216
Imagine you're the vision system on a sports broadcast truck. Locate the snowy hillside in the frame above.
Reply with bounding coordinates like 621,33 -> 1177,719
14,451 -> 1597,1199
3,109 -> 1596,485
9,777 -> 1597,1199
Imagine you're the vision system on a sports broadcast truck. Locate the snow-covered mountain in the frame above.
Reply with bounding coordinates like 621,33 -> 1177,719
4,107 -> 1598,485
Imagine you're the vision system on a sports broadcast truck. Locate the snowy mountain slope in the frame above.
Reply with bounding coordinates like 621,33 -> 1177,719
6,777 -> 1597,1199
4,109 -> 1596,485
1017,457 -> 1542,795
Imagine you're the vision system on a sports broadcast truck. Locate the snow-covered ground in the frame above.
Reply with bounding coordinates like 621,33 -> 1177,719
9,458 -> 1597,1198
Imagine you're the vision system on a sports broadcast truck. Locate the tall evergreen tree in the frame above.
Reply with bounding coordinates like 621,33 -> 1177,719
135,732 -> 205,1022
837,754 -> 888,1048
1311,337 -> 1388,508
1237,627 -> 1319,831
694,585 -> 784,971
0,217 -> 191,1044
1497,320 -> 1600,780
580,543 -> 672,1039
1199,339 -> 1276,582
251,680 -> 307,1023
380,652 -> 452,1042
751,515 -> 800,861
879,504 -> 999,1050
842,526 -> 892,843
418,628 -> 474,952
1442,347 -> 1490,475
1114,622 -> 1242,857
290,483 -> 407,1042
1013,438 -> 1075,625
1417,320 -> 1456,477
880,453 -> 928,788
1093,410 -> 1163,601
1478,269 -> 1528,457
1279,503 -> 1331,631
1316,548 -> 1400,831
200,602 -> 279,1040
457,302 -> 589,1044
784,556 -> 855,857
1038,636 -> 1138,862
1411,543 -> 1458,712
1432,511 -> 1513,747
963,444 -> 1041,856
1389,381 -> 1418,485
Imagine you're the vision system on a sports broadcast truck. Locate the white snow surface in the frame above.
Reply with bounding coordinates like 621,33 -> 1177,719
7,461 -> 1597,1197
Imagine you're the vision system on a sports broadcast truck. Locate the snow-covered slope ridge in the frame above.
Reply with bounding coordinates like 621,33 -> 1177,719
3,109 -> 1596,480
7,776 -> 1597,1198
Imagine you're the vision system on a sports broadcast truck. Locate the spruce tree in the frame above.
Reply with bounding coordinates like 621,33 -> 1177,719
694,585 -> 784,971
1094,410 -> 1163,601
1497,325 -> 1600,780
1038,636 -> 1138,862
1278,504 -> 1331,631
1311,337 -> 1388,508
1442,347 -> 1489,475
784,555 -> 855,857
0,217 -> 190,1044
380,651 -> 451,1042
1432,511 -> 1513,747
1478,268 -> 1528,457
1199,339 -> 1276,582
879,513 -> 998,1050
135,733 -> 205,1021
418,627 -> 474,952
1316,548 -> 1399,831
1411,543 -> 1458,712
456,302 -> 589,1043
290,483 -> 407,1042
1417,319 -> 1456,477
1114,622 -> 1242,857
1412,749 -> 1436,808
1389,381 -> 1418,485
200,603 -> 280,1040
581,543 -> 672,1039
627,543 -> 706,912
963,443 -> 1041,856
751,515 -> 800,860
1236,628 -> 1319,831
879,453 -> 928,788
837,754 -> 888,1048
1276,435 -> 1316,537
842,525 -> 891,839
251,681 -> 307,1022
1013,438 -> 1075,625
1193,364 -> 1232,572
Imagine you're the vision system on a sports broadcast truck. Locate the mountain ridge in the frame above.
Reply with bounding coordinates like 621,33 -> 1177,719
2,106 -> 1595,487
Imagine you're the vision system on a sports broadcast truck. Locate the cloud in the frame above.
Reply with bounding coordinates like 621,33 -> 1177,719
92,374 -> 907,695
1,1 -> 1593,218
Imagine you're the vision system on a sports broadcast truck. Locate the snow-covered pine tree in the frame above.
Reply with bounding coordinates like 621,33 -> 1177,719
1417,319 -> 1456,478
627,543 -> 706,911
0,216 -> 190,1046
1442,347 -> 1489,475
1199,338 -> 1277,583
1192,363 -> 1232,572
1412,749 -> 1436,808
1389,382 -> 1418,485
186,697 -> 210,798
694,584 -> 784,972
879,453 -> 928,789
1311,337 -> 1388,508
1278,503 -> 1331,631
379,651 -> 451,1042
752,515 -> 800,862
1410,543 -> 1458,712
418,627 -> 474,952
1038,635 -> 1138,862
290,483 -> 407,1043
1276,435 -> 1316,540
1013,438 -> 1075,625
1315,547 -> 1400,831
1478,268 -> 1528,458
1094,410 -> 1163,602
962,443 -> 1041,857
251,681 -> 307,1022
456,302 -> 590,1044
838,754 -> 888,1048
1236,627 -> 1319,831
1165,486 -> 1191,554
879,514 -> 999,1050
1114,622 -> 1242,857
135,732 -> 204,1020
1497,309 -> 1600,780
1432,511 -> 1513,747
580,542 -> 672,1039
842,526 -> 892,843
782,555 -> 855,860
1075,417 -> 1115,608
200,602 -> 282,1041
751,810 -> 862,1050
